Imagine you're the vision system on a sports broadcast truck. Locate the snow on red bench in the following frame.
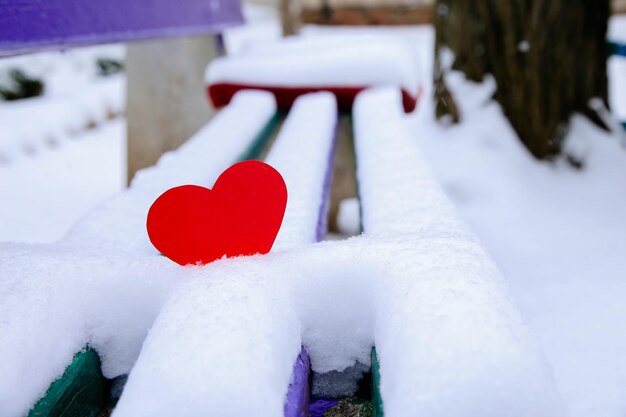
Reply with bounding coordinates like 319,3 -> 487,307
113,92 -> 338,416
205,36 -> 421,113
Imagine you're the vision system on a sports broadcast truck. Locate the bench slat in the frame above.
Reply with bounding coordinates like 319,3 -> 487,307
3,92 -> 278,417
353,88 -> 564,417
0,0 -> 243,56
353,88 -> 470,240
61,91 -> 278,254
112,93 -> 339,417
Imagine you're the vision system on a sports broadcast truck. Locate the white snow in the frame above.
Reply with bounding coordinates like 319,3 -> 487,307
0,44 -> 126,244
266,92 -> 337,250
112,253 -> 302,417
130,90 -> 276,194
113,232 -> 565,417
0,45 -> 125,162
299,25 -> 428,73
417,70 -> 626,417
354,87 -> 564,417
114,87 -> 563,417
336,197 -> 361,235
0,120 -> 126,243
608,15 -> 626,43
62,91 -> 277,254
354,87 -> 471,240
398,22 -> 626,417
222,4 -> 282,55
114,92 -> 338,416
206,36 -> 420,96
0,91 -> 277,417
1,12 -> 625,417
0,244 -> 180,417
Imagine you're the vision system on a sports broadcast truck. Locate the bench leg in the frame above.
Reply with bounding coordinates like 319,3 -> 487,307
126,35 -> 219,183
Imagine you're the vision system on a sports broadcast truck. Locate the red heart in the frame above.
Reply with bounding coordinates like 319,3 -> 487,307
146,160 -> 287,266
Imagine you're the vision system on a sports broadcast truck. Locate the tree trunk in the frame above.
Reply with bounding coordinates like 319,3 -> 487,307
434,0 -> 609,160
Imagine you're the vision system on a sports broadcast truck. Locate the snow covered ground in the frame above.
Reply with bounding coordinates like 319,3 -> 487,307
408,22 -> 626,417
0,44 -> 126,243
419,71 -> 626,417
0,120 -> 125,243
1,8 -> 626,417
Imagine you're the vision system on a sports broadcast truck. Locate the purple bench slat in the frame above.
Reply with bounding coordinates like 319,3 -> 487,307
0,0 -> 243,55
315,116 -> 340,241
284,348 -> 311,417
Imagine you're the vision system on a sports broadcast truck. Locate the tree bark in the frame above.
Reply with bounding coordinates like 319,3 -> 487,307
434,0 -> 609,160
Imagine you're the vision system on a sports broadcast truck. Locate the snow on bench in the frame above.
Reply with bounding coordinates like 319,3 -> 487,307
205,36 -> 420,113
266,93 -> 337,249
0,244 -> 180,417
354,88 -> 470,240
353,88 -> 565,417
0,91 -> 278,417
112,92 -> 338,417
1,85 -> 565,417
61,90 -> 277,254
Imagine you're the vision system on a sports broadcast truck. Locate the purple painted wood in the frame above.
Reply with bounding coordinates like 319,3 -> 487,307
284,347 -> 311,417
0,0 -> 243,55
315,116 -> 340,241
309,399 -> 339,417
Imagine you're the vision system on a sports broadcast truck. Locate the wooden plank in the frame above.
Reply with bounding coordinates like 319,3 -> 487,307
0,0 -> 243,55
28,347 -> 107,417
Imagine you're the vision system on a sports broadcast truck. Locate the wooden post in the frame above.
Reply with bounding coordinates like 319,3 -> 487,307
280,0 -> 301,35
126,35 -> 219,183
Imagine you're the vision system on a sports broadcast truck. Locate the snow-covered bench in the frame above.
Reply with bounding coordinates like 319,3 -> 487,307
205,35 -> 422,113
0,91 -> 280,417
112,91 -> 338,417
1,83 -> 565,417
111,88 -> 563,417
0,90 -> 340,417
